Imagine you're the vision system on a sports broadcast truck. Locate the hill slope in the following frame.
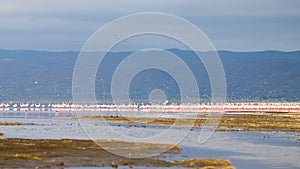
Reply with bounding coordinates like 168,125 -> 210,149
0,49 -> 299,102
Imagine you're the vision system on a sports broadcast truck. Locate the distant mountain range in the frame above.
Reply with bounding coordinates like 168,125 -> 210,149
0,49 -> 299,103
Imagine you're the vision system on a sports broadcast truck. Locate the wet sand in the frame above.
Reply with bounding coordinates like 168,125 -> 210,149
77,113 -> 300,132
0,138 -> 234,168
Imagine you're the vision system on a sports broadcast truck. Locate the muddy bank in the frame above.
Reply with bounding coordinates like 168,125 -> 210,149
0,122 -> 22,125
0,122 -> 34,125
78,113 -> 300,132
0,138 -> 234,168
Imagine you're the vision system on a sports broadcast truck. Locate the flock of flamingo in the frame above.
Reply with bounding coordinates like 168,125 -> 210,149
0,102 -> 300,113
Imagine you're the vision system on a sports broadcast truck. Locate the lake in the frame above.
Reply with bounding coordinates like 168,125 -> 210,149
0,111 -> 299,169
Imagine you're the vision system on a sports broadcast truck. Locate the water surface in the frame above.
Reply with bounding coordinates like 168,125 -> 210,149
1,111 -> 299,169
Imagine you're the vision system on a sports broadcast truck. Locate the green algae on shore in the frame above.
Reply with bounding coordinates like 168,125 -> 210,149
10,154 -> 43,161
0,138 -> 234,169
172,158 -> 235,169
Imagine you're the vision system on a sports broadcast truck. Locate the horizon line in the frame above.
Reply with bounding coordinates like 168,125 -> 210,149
1,48 -> 300,53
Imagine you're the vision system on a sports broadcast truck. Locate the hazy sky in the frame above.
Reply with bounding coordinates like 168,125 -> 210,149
0,0 -> 299,51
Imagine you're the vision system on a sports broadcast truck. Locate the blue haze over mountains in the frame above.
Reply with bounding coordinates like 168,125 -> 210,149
0,49 -> 299,103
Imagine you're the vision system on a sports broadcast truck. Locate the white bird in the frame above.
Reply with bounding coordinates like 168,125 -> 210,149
20,103 -> 29,108
163,100 -> 169,105
35,103 -> 41,108
116,34 -> 122,39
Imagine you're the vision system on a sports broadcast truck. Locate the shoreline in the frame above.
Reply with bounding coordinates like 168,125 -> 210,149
1,112 -> 299,132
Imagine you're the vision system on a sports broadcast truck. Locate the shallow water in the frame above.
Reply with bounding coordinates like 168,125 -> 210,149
0,111 -> 299,169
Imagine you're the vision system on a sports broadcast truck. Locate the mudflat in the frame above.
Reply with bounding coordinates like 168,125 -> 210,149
78,113 -> 300,132
0,138 -> 234,168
